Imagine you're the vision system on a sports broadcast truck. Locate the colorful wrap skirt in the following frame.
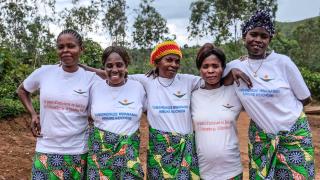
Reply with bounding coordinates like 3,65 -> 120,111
147,127 -> 200,180
87,127 -> 144,180
248,113 -> 315,179
229,173 -> 243,180
31,152 -> 87,180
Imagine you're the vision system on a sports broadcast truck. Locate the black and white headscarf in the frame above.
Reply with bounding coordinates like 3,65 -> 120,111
241,10 -> 275,38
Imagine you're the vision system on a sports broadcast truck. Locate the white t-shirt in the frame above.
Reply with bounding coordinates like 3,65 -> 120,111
224,51 -> 310,134
90,79 -> 146,135
191,85 -> 243,180
23,65 -> 96,154
130,74 -> 200,134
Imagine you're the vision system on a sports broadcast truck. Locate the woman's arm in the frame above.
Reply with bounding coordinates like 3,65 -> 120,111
300,97 -> 312,106
17,84 -> 42,137
223,68 -> 252,88
78,64 -> 106,79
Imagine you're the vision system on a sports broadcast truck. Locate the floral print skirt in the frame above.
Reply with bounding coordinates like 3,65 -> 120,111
147,127 -> 200,180
31,152 -> 87,180
87,127 -> 144,180
248,112 -> 315,179
229,173 -> 243,180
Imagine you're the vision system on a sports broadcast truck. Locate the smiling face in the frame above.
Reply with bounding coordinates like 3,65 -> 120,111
200,55 -> 223,90
156,54 -> 180,79
243,27 -> 271,59
57,34 -> 83,72
104,52 -> 127,86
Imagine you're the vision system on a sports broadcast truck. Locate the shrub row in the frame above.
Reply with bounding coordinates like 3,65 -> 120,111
300,67 -> 320,100
0,98 -> 39,119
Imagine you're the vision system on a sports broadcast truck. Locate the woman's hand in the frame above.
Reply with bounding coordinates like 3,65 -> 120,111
31,113 -> 42,137
223,68 -> 252,88
78,63 -> 107,79
232,68 -> 252,88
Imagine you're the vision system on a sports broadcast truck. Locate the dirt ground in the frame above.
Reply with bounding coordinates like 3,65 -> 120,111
0,112 -> 319,179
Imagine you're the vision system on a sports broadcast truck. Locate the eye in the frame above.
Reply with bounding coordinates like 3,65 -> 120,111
106,63 -> 113,69
116,62 -> 124,68
249,32 -> 258,37
261,34 -> 270,39
67,44 -> 76,48
212,64 -> 220,68
166,58 -> 173,63
201,64 -> 209,69
57,45 -> 64,50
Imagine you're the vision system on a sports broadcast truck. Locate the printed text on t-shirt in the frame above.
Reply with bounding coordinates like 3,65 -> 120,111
239,88 -> 280,97
195,120 -> 231,132
44,100 -> 86,112
152,105 -> 188,114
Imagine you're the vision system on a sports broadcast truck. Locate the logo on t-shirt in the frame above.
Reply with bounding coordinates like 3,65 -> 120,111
222,103 -> 234,109
260,74 -> 274,82
222,103 -> 240,112
73,89 -> 86,94
118,99 -> 134,106
173,91 -> 186,98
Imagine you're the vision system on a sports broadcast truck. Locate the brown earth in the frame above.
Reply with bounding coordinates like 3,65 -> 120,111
0,112 -> 319,179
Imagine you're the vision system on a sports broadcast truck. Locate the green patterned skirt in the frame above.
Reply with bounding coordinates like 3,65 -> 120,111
31,152 -> 87,180
248,113 -> 315,179
229,173 -> 243,180
87,127 -> 144,180
147,127 -> 200,180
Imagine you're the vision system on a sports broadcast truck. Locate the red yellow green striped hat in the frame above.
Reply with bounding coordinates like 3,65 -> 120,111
150,41 -> 182,65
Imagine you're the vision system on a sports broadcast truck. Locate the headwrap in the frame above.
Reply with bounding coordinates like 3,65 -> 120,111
241,10 -> 275,38
150,41 -> 182,65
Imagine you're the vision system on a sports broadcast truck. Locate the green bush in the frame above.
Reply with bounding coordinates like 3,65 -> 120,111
0,98 -> 39,119
300,67 -> 320,100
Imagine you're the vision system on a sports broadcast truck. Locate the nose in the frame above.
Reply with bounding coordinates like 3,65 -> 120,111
171,61 -> 179,68
254,35 -> 263,42
111,65 -> 118,72
208,66 -> 214,73
62,46 -> 69,52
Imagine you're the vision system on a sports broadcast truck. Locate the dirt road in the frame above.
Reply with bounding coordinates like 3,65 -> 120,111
0,112 -> 319,179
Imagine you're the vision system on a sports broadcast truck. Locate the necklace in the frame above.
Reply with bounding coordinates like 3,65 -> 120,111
157,76 -> 175,87
247,53 -> 267,77
106,79 -> 127,100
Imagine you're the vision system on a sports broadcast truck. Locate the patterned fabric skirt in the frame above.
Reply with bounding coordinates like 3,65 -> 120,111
229,173 -> 243,180
87,127 -> 144,180
147,127 -> 200,180
248,113 -> 315,179
31,152 -> 87,180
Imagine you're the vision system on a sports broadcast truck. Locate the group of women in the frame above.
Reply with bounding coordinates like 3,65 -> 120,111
17,10 -> 315,180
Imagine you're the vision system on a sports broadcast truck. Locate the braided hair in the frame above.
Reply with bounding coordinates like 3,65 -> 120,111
57,29 -> 83,47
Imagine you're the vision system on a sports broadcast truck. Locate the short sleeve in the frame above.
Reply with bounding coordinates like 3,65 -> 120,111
180,74 -> 201,91
285,57 -> 311,100
23,66 -> 46,93
128,74 -> 148,87
223,59 -> 242,77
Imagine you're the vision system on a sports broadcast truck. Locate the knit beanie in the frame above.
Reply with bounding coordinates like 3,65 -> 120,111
150,41 -> 182,65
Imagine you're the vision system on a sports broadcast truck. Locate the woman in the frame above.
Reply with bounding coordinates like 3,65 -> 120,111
87,46 -> 146,179
191,43 -> 243,180
225,10 -> 315,179
130,41 -> 201,179
17,29 -> 96,179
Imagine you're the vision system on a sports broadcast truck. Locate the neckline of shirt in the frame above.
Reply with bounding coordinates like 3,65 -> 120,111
244,50 -> 275,63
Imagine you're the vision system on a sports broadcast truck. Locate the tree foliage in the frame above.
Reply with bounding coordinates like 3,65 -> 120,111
292,18 -> 320,71
132,0 -> 169,49
188,0 -> 277,44
101,0 -> 128,46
